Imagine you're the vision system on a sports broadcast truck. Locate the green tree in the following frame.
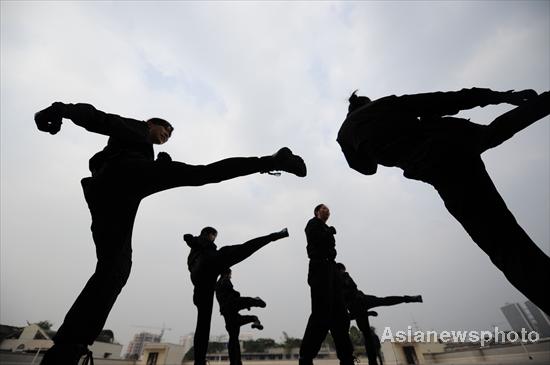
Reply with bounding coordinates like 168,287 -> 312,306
35,320 -> 53,331
243,338 -> 276,353
349,325 -> 364,346
323,333 -> 335,350
282,331 -> 302,356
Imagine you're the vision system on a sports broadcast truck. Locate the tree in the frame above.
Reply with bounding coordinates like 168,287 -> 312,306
349,325 -> 364,346
243,338 -> 276,353
323,333 -> 334,350
35,321 -> 53,331
282,331 -> 302,356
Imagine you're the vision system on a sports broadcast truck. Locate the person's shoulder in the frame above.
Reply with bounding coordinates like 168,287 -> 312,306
305,217 -> 321,227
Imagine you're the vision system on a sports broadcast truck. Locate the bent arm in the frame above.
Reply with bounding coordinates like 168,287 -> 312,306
61,103 -> 149,142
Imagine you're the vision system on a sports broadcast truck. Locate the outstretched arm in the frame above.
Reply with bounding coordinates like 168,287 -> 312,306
35,102 -> 149,143
364,88 -> 537,118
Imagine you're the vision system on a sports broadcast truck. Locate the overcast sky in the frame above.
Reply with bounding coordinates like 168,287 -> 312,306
1,1 -> 549,349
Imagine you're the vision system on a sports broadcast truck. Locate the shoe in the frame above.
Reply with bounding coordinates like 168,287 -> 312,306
251,321 -> 264,330
254,297 -> 267,308
263,147 -> 307,177
40,344 -> 90,365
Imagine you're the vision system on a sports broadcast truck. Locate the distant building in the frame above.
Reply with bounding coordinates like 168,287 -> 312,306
501,302 -> 534,332
126,332 -> 162,359
138,342 -> 187,365
0,323 -> 122,359
525,301 -> 550,338
501,301 -> 550,337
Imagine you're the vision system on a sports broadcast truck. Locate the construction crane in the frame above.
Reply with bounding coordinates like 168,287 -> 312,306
132,324 -> 172,341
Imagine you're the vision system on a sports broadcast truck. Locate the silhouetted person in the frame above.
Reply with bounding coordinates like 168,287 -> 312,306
299,204 -> 355,365
34,102 -> 306,365
337,88 -> 550,314
185,227 -> 288,365
216,268 -> 266,365
336,262 -> 422,365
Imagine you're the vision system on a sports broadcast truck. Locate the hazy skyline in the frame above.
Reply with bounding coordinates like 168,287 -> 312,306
1,1 -> 549,348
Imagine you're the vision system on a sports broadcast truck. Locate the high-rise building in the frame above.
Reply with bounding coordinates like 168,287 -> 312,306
501,303 -> 534,332
501,301 -> 550,338
126,332 -> 162,359
524,301 -> 550,338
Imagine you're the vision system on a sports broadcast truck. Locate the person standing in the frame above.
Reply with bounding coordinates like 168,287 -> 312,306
299,204 -> 355,365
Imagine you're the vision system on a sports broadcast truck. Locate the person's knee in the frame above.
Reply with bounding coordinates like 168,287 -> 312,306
95,258 -> 132,289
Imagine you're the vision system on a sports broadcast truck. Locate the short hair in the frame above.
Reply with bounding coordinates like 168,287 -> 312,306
314,204 -> 326,216
200,226 -> 218,237
348,90 -> 371,113
336,262 -> 346,271
147,117 -> 174,135
221,267 -> 232,276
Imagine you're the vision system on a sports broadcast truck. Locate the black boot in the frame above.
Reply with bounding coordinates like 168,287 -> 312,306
405,295 -> 423,303
261,147 -> 307,177
253,297 -> 267,308
251,322 -> 264,330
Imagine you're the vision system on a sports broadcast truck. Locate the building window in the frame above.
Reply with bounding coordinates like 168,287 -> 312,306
146,352 -> 159,365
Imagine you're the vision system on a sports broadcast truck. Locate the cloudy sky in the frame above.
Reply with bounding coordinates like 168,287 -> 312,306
1,1 -> 549,349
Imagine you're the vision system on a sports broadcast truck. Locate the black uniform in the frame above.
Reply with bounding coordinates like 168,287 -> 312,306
339,270 -> 421,365
186,232 -> 282,365
215,276 -> 265,365
299,217 -> 354,365
337,89 -> 550,314
34,102 -> 301,351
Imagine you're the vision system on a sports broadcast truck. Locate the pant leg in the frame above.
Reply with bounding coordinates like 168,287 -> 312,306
364,295 -> 412,309
224,315 -> 243,365
356,315 -> 378,365
193,285 -> 216,365
234,297 -> 265,311
300,261 -> 332,361
330,275 -> 355,365
213,234 -> 274,270
54,182 -> 138,345
429,157 -> 550,314
103,156 -> 266,199
481,91 -> 550,152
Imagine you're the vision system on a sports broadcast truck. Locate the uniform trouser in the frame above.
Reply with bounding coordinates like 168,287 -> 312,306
300,261 -> 355,365
425,157 -> 550,314
416,93 -> 550,314
192,237 -> 274,365
354,314 -> 378,365
223,306 -> 261,365
54,156 -> 268,345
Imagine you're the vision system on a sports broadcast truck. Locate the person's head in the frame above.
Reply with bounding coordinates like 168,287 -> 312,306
221,268 -> 232,279
314,204 -> 330,222
348,90 -> 371,114
200,226 -> 218,243
336,262 -> 346,273
147,118 -> 174,145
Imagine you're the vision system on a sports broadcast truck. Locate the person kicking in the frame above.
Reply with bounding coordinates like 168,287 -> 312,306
216,268 -> 266,365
